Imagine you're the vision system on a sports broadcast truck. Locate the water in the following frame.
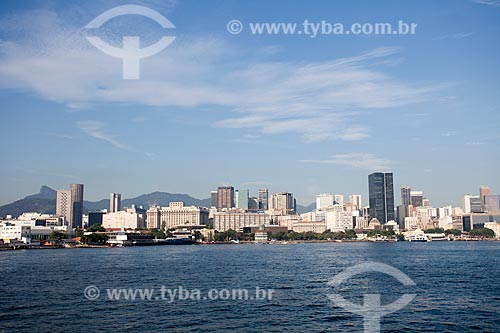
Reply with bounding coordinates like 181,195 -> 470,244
0,242 -> 499,332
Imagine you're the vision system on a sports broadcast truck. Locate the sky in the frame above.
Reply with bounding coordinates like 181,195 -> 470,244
0,0 -> 499,207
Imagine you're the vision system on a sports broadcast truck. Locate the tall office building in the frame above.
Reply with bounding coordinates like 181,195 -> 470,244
258,188 -> 269,210
56,189 -> 71,225
270,192 -> 295,215
210,191 -> 218,208
480,185 -> 490,212
236,189 -> 249,210
110,193 -> 121,213
70,184 -> 84,228
349,195 -> 362,210
401,186 -> 411,206
217,186 -> 234,210
334,194 -> 344,206
410,191 -> 423,207
463,194 -> 472,214
316,193 -> 334,211
368,172 -> 395,223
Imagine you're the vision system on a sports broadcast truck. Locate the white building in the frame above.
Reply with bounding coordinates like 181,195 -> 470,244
316,193 -> 334,211
334,194 -> 344,206
484,222 -> 500,239
0,223 -> 31,243
326,208 -> 353,232
213,211 -> 270,232
146,202 -> 209,230
463,195 -> 472,214
103,210 -> 146,230
292,221 -> 326,233
349,195 -> 362,210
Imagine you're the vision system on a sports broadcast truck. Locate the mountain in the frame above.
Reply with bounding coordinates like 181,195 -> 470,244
0,186 -> 211,218
296,202 -> 315,214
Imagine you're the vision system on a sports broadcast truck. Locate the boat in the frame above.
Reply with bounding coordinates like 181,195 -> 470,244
408,234 -> 429,242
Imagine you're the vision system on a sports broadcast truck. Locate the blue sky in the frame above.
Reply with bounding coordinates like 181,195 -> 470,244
0,0 -> 499,207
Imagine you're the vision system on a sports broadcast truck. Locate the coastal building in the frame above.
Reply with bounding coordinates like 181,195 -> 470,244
316,193 -> 334,211
270,192 -> 295,215
56,189 -> 71,225
334,194 -> 344,206
368,172 -> 395,224
217,186 -> 234,210
210,191 -> 218,208
70,184 -> 84,228
349,194 -> 362,210
401,186 -> 411,206
235,189 -> 249,210
103,209 -> 146,230
146,202 -> 209,230
110,193 -> 121,212
292,221 -> 327,233
463,194 -> 472,214
0,223 -> 31,243
480,185 -> 490,212
213,211 -> 270,232
258,188 -> 269,210
410,191 -> 423,207
326,209 -> 353,232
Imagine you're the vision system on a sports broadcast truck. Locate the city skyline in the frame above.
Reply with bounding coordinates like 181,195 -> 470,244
0,0 -> 499,207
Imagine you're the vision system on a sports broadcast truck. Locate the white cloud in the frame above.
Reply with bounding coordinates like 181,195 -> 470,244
475,0 -> 500,7
300,153 -> 394,172
441,131 -> 457,137
77,120 -> 131,150
0,8 -> 442,143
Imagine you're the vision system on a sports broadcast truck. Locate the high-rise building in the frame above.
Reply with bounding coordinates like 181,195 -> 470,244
217,186 -> 234,210
236,189 -> 249,210
463,194 -> 472,214
316,193 -> 334,211
334,194 -> 344,206
484,195 -> 500,213
401,186 -> 411,206
349,195 -> 362,210
480,185 -> 491,212
470,196 -> 482,213
210,191 -> 218,208
258,188 -> 269,210
410,191 -> 423,207
248,197 -> 259,210
56,189 -> 71,225
110,193 -> 121,213
70,184 -> 84,228
368,172 -> 395,224
270,192 -> 295,215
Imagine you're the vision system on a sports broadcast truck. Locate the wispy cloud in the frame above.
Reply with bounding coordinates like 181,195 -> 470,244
441,131 -> 457,137
46,132 -> 75,140
475,0 -> 500,7
0,8 -> 442,143
300,153 -> 394,172
241,181 -> 272,186
434,32 -> 474,40
77,120 -> 131,150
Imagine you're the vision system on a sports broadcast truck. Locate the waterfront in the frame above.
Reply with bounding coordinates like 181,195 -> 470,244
0,242 -> 499,332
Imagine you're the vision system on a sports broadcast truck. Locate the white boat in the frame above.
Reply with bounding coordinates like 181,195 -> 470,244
408,234 -> 429,242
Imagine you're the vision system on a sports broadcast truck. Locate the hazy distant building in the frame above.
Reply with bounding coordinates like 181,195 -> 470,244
210,191 -> 218,208
470,196 -> 482,213
463,194 -> 472,214
485,195 -> 500,213
368,172 -> 395,224
110,193 -> 121,213
480,185 -> 490,212
316,193 -> 334,211
56,189 -> 71,225
270,192 -> 295,215
401,186 -> 411,206
410,191 -> 423,207
349,195 -> 362,210
236,189 -> 249,210
217,186 -> 234,210
248,197 -> 259,210
334,194 -> 344,206
258,188 -> 269,210
70,184 -> 84,228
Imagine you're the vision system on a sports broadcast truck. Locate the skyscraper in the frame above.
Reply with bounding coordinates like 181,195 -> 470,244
334,194 -> 344,206
70,183 -> 84,228
236,189 -> 249,210
258,188 -> 269,210
410,191 -> 423,207
401,186 -> 411,206
110,193 -> 121,213
270,192 -> 295,215
217,186 -> 234,210
210,190 -> 218,208
368,172 -> 395,223
349,195 -> 362,210
316,193 -> 334,211
56,189 -> 71,225
480,185 -> 490,212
